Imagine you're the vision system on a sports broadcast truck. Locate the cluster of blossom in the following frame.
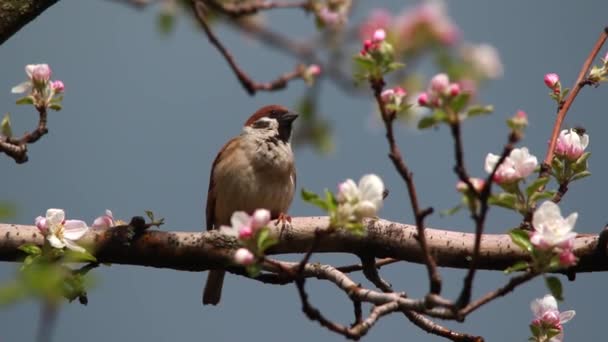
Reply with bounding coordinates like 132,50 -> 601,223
359,2 -> 458,50
220,209 -> 271,266
417,73 -> 461,108
335,174 -> 384,225
530,294 -> 575,342
531,202 -> 578,267
35,209 -> 114,254
587,51 -> 608,83
554,129 -> 589,161
484,147 -> 538,184
12,64 -> 64,108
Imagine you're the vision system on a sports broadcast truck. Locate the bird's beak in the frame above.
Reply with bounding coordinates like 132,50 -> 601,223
279,112 -> 298,125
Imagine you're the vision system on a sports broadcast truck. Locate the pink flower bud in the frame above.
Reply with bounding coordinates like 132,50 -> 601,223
372,29 -> 386,43
35,216 -> 48,234
448,83 -> 461,96
456,178 -> 485,193
430,73 -> 450,95
544,73 -> 560,89
363,39 -> 373,51
417,92 -> 429,106
238,225 -> 253,240
307,64 -> 321,76
559,250 -> 577,267
234,248 -> 255,265
51,80 -> 64,93
252,209 -> 271,229
380,88 -> 394,103
394,86 -> 406,97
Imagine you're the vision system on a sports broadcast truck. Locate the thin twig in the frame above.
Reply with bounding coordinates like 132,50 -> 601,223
541,27 -> 608,173
206,0 -> 311,16
370,78 -> 441,295
0,105 -> 49,163
191,0 -> 306,95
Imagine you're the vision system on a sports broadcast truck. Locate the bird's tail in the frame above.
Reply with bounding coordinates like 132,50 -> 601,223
202,270 -> 225,305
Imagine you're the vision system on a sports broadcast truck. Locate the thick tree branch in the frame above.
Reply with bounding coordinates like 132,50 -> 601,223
0,218 -> 604,272
0,0 -> 60,45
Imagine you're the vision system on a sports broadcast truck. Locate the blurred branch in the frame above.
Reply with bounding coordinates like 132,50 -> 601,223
0,0 -> 60,45
206,0 -> 312,16
0,218 -> 605,272
191,0 -> 308,95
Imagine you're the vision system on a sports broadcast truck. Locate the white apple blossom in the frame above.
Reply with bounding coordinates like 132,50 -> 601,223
554,129 -> 589,161
220,209 -> 271,240
531,201 -> 577,250
463,43 -> 504,79
530,294 -> 575,342
484,147 -> 538,184
12,64 -> 52,94
337,174 -> 384,221
35,208 -> 89,253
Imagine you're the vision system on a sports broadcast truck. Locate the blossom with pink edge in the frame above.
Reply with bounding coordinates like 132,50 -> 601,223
448,83 -> 461,96
484,147 -> 538,184
381,86 -> 407,107
234,248 -> 255,265
220,209 -> 271,240
544,73 -> 560,90
530,294 -> 575,342
35,209 -> 89,253
372,29 -> 386,43
430,73 -> 450,95
12,64 -> 52,94
92,210 -> 115,228
554,128 -> 589,161
530,201 -> 577,251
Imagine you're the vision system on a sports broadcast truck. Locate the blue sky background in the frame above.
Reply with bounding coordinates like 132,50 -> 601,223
1,1 -> 607,341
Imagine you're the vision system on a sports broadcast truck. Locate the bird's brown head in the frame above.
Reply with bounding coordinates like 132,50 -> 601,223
244,105 -> 298,142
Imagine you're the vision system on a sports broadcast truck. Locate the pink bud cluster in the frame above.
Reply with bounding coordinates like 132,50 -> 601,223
219,209 -> 272,266
381,86 -> 407,107
530,294 -> 575,341
456,177 -> 485,193
12,64 -> 65,99
417,73 -> 461,107
360,29 -> 386,55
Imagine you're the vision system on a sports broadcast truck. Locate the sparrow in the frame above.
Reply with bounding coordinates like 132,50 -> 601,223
203,104 -> 298,305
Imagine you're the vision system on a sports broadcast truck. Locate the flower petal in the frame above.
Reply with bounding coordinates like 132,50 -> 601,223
230,211 -> 251,230
63,220 -> 89,240
532,202 -> 561,231
337,179 -> 359,203
564,212 -> 578,231
559,310 -> 576,324
63,239 -> 86,253
46,208 -> 65,225
484,153 -> 500,173
359,174 -> 384,207
47,235 -> 65,249
11,81 -> 31,94
219,225 -> 238,237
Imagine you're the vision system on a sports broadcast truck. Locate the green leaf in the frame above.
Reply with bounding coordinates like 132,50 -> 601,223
466,105 -> 493,117
1,113 -> 12,138
385,62 -> 404,73
324,189 -> 337,212
529,190 -> 556,204
145,210 -> 155,222
301,188 -> 329,211
353,55 -> 375,70
439,204 -> 462,217
256,228 -> 277,253
551,157 -> 564,180
246,263 -> 262,277
504,261 -> 529,274
509,229 -> 533,253
545,276 -> 563,301
48,103 -> 62,111
488,193 -> 518,210
65,250 -> 97,263
450,93 -> 470,113
345,222 -> 366,236
526,177 -> 550,198
15,96 -> 34,105
546,328 -> 561,340
18,243 -> 41,256
570,170 -> 591,181
418,116 -> 437,129
529,324 -> 541,338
